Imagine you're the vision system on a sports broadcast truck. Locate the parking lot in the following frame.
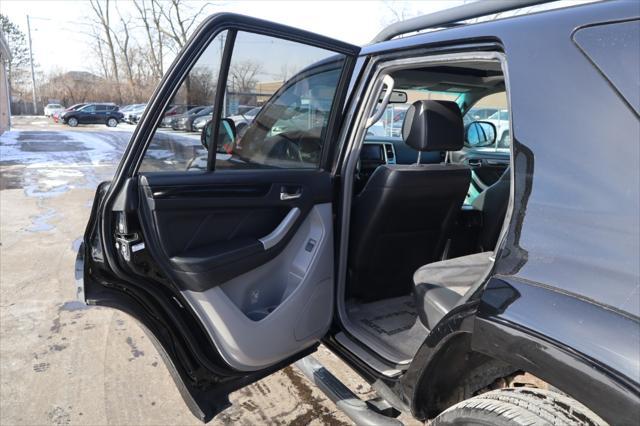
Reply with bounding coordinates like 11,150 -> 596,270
0,116 -> 420,425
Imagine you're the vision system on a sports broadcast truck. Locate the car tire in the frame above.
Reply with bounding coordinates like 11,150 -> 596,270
106,118 -> 118,127
431,388 -> 605,426
67,117 -> 79,127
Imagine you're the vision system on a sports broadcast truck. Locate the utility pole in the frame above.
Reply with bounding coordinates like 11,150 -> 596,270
26,15 -> 38,114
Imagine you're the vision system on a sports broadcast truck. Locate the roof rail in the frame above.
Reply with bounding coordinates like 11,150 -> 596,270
371,0 -> 554,44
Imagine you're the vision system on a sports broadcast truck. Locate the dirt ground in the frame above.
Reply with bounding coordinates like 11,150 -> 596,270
0,116 -> 421,426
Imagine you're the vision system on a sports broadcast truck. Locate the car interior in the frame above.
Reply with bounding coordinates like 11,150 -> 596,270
341,60 -> 512,371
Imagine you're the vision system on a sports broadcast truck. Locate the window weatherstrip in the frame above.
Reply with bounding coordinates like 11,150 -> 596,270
208,29 -> 237,171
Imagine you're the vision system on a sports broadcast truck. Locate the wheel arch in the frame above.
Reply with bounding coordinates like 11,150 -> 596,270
407,278 -> 640,425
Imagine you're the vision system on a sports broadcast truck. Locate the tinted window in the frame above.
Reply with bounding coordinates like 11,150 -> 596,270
574,20 -> 640,114
138,31 -> 227,173
219,32 -> 345,170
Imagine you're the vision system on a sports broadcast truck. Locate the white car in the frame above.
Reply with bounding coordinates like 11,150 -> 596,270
44,103 -> 65,117
227,107 -> 261,135
485,109 -> 510,147
125,104 -> 147,124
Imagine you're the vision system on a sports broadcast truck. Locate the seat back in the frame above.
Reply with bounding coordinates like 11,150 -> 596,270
472,167 -> 511,251
348,100 -> 471,301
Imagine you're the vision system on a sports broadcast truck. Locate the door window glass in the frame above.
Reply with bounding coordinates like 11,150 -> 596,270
82,105 -> 96,113
139,31 -> 227,173
138,30 -> 346,173
218,32 -> 345,170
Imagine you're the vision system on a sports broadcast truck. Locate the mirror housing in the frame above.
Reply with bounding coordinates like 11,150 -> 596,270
201,118 -> 237,153
380,90 -> 408,104
465,121 -> 496,147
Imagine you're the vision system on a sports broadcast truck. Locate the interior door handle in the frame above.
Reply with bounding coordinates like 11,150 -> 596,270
280,186 -> 302,201
259,207 -> 301,250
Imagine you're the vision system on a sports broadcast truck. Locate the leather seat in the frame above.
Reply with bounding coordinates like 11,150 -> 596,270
348,100 -> 471,301
412,168 -> 511,328
472,167 -> 510,251
413,251 -> 494,328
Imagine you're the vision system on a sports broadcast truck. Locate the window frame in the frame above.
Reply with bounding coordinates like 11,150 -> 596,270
130,17 -> 358,177
207,30 -> 354,172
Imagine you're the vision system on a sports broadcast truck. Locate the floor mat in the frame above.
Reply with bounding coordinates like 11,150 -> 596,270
347,296 -> 429,362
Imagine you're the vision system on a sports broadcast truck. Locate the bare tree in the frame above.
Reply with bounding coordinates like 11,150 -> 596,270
112,5 -> 139,100
89,0 -> 123,103
381,0 -> 423,27
133,0 -> 165,79
229,60 -> 262,105
157,0 -> 211,52
230,60 -> 262,93
88,25 -> 111,80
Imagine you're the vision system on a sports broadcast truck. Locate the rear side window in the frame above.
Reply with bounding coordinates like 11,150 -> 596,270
223,32 -> 345,170
138,29 -> 346,173
573,19 -> 640,115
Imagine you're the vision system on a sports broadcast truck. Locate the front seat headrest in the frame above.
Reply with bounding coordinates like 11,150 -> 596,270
402,100 -> 464,152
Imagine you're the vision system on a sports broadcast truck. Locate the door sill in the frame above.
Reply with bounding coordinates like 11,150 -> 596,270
335,332 -> 404,378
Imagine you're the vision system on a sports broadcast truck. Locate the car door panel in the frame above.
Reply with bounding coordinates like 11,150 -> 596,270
453,149 -> 510,189
133,171 -> 334,371
137,169 -> 332,291
78,12 -> 359,421
182,201 -> 334,371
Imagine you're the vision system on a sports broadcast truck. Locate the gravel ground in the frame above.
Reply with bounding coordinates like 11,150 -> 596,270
0,116 -> 420,426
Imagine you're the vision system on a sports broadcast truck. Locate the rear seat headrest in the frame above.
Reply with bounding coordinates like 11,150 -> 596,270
402,100 -> 464,152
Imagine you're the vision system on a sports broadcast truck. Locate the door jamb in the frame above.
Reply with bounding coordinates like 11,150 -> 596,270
333,50 -> 515,367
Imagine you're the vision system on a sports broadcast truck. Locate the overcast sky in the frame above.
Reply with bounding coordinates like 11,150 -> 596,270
0,0 -> 468,74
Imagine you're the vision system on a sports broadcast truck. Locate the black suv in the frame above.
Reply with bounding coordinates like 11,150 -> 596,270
76,1 -> 639,424
62,103 -> 123,127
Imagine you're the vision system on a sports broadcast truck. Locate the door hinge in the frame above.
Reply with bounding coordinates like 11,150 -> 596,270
115,233 -> 140,262
114,212 -> 143,262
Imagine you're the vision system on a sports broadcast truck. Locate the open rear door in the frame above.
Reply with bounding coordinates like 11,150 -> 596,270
78,13 -> 358,421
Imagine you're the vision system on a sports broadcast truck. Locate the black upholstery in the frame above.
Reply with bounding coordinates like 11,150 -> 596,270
473,167 -> 511,251
348,100 -> 470,301
411,169 -> 511,329
413,251 -> 494,328
402,100 -> 464,152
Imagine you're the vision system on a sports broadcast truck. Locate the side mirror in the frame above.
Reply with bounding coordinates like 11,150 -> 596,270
201,118 -> 237,153
465,121 -> 496,147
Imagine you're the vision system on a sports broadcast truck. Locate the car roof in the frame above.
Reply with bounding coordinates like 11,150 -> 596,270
361,0 -> 612,55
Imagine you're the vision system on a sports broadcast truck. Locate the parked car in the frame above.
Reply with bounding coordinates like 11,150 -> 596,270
61,103 -> 123,127
226,106 -> 261,136
486,108 -> 511,147
124,104 -> 147,124
463,107 -> 500,124
118,103 -> 144,117
77,2 -> 639,425
44,103 -> 65,117
159,104 -> 201,127
193,113 -> 213,132
52,103 -> 86,123
170,106 -> 211,131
